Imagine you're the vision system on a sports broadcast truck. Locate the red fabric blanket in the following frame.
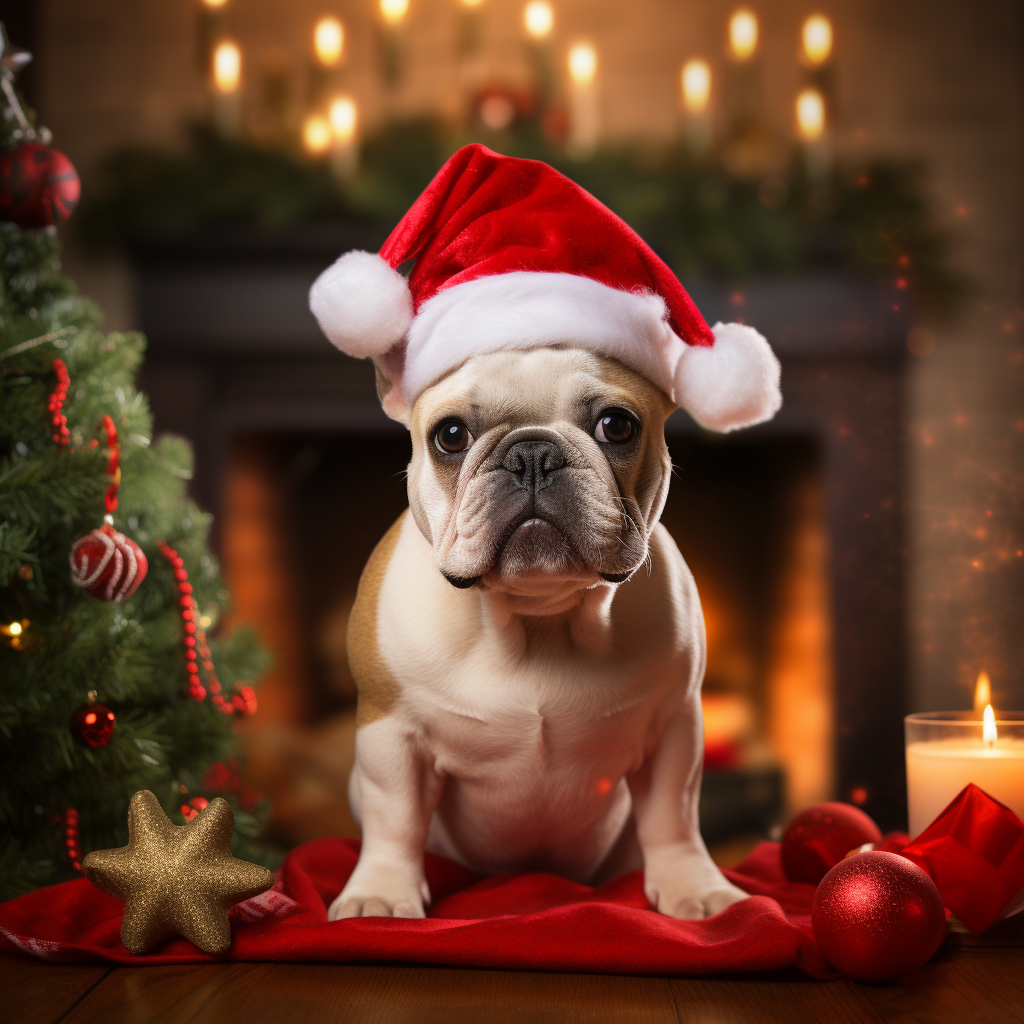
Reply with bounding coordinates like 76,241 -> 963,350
0,838 -> 836,977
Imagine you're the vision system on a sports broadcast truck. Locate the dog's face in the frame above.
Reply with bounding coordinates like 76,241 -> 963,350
405,348 -> 675,597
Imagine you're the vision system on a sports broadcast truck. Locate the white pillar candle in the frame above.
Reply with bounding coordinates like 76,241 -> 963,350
905,710 -> 1024,838
567,43 -> 598,160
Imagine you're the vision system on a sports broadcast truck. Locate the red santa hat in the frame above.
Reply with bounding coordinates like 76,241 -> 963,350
309,144 -> 781,432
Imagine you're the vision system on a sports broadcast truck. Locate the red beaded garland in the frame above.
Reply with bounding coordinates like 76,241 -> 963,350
157,542 -> 256,715
48,358 -> 70,445
63,807 -> 82,872
100,414 -> 121,515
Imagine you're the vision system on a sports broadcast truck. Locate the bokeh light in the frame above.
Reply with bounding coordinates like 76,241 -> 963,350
681,59 -> 711,113
313,17 -> 344,66
568,43 -> 597,85
212,41 -> 241,94
729,9 -> 758,61
796,87 -> 825,140
380,0 -> 409,26
302,114 -> 332,153
802,15 -> 833,64
329,95 -> 357,143
524,1 -> 554,40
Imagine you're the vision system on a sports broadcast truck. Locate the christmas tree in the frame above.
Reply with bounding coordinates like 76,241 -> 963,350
0,27 -> 271,900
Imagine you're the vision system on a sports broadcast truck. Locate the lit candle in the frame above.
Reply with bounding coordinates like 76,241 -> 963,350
212,40 -> 242,137
523,2 -> 554,105
379,0 -> 409,83
567,42 -> 598,159
796,86 -> 829,178
328,95 -> 358,178
905,696 -> 1024,838
681,58 -> 712,155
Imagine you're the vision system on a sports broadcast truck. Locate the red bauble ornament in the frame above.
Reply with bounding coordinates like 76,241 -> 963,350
70,523 -> 148,602
812,851 -> 946,982
70,701 -> 116,749
781,802 -> 883,883
0,142 -> 80,228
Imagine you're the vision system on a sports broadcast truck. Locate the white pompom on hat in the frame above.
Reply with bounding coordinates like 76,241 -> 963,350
309,144 -> 781,431
309,250 -> 413,358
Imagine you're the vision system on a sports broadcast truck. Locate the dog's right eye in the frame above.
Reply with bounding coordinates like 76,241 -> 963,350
434,419 -> 473,454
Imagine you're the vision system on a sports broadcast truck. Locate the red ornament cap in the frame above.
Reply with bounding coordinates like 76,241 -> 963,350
0,142 -> 80,229
780,802 -> 883,884
70,702 -> 116,749
70,523 -> 148,602
812,851 -> 946,983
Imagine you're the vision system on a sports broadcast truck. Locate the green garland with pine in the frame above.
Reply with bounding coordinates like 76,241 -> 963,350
79,116 -> 965,318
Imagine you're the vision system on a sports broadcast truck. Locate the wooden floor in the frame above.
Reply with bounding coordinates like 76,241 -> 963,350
4,945 -> 1023,1024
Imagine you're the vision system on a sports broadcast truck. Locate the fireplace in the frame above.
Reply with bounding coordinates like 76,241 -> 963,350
135,226 -> 910,840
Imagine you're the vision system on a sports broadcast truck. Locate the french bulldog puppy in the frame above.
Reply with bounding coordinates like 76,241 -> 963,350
328,345 -> 749,921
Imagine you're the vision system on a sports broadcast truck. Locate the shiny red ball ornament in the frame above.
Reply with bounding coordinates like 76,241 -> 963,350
0,142 -> 80,228
781,802 -> 883,883
70,523 -> 148,602
812,851 -> 947,983
70,702 -> 116,749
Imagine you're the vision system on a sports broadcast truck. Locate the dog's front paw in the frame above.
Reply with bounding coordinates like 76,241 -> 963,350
644,846 -> 749,920
328,861 -> 430,921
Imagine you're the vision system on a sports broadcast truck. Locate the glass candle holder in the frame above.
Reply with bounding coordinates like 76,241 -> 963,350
905,711 -> 1024,838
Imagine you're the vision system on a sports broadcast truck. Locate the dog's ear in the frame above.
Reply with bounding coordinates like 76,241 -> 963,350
373,351 -> 412,428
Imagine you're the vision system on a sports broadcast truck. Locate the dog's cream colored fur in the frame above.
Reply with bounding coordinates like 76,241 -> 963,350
329,348 -> 748,921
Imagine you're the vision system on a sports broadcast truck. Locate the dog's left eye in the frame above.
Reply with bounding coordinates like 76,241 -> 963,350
434,419 -> 474,454
594,410 -> 636,444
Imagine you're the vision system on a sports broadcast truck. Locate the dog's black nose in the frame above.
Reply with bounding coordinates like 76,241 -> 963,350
503,440 -> 566,494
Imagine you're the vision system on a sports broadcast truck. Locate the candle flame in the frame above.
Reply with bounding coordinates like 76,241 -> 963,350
329,96 -> 357,144
974,670 -> 991,712
983,704 -> 997,746
314,17 -> 344,67
524,1 -> 554,39
380,0 -> 409,26
213,41 -> 241,94
568,43 -> 597,85
682,59 -> 711,114
302,114 -> 332,154
802,15 -> 833,65
729,9 -> 758,61
796,88 -> 825,141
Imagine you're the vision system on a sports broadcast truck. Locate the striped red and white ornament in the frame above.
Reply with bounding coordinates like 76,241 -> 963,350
68,416 -> 148,602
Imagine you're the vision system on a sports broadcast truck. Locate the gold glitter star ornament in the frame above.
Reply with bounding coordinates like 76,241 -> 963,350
83,790 -> 274,955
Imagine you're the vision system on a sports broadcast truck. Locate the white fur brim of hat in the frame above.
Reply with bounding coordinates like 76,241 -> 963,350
309,251 -> 781,432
